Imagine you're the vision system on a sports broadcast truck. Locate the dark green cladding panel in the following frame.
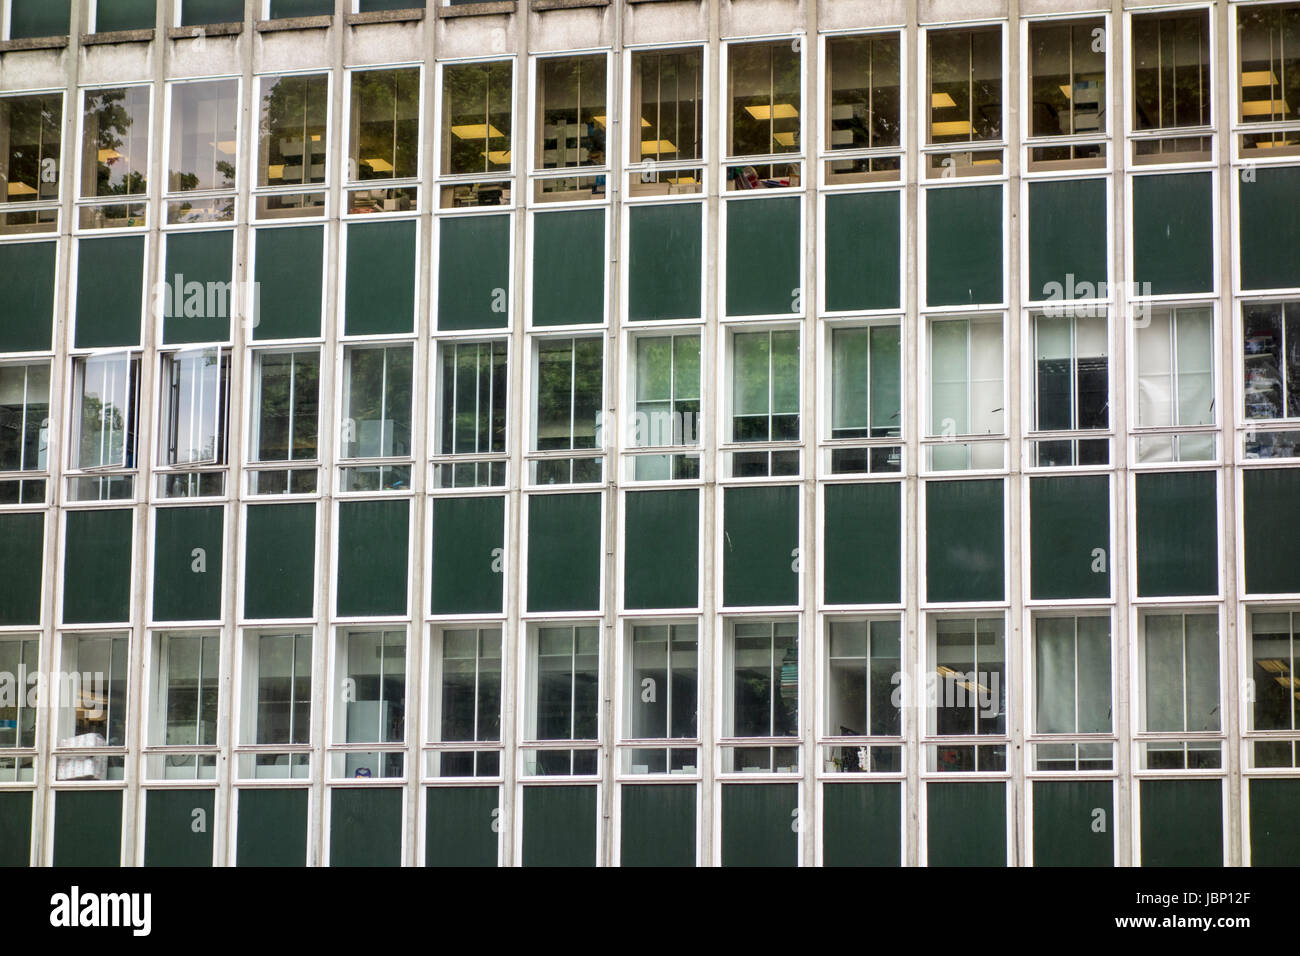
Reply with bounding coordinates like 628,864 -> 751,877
243,503 -> 315,619
330,788 -> 402,867
75,236 -> 144,349
152,506 -> 223,622
96,0 -> 157,32
1030,475 -> 1110,600
1033,780 -> 1113,867
162,229 -> 234,345
620,784 -> 696,867
1239,166 -> 1300,291
927,781 -> 1006,866
0,242 -> 55,351
926,480 -> 1004,603
8,0 -> 69,38
1140,778 -> 1223,866
431,496 -> 504,615
720,783 -> 797,867
1132,173 -> 1214,296
0,791 -> 32,866
1249,778 -> 1300,866
63,509 -> 132,624
628,203 -> 702,321
1028,179 -> 1107,301
144,789 -> 214,866
337,499 -> 409,617
823,482 -> 901,605
438,214 -> 510,331
824,191 -> 901,312
52,790 -> 121,867
345,219 -> 416,335
527,493 -> 601,613
822,783 -> 902,867
180,0 -> 243,26
532,209 -> 605,327
253,226 -> 323,340
623,489 -> 699,610
236,789 -> 308,866
1135,471 -> 1218,598
270,0 -> 334,17
726,196 -> 800,317
723,484 -> 799,608
522,785 -> 597,867
926,185 -> 1002,307
0,513 -> 43,626
360,0 -> 417,10
1243,469 -> 1300,594
425,787 -> 498,867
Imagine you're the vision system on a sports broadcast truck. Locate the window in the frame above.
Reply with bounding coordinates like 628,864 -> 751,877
1243,301 -> 1300,421
731,328 -> 799,442
1028,19 -> 1106,139
526,624 -> 599,775
927,315 -> 1004,468
1131,9 -> 1212,164
1134,306 -> 1214,461
166,79 -> 237,223
148,631 -> 218,747
0,92 -> 62,233
926,26 -> 1002,144
79,86 -> 150,217
58,633 -> 129,749
625,622 -> 698,739
159,348 -> 228,467
340,345 -> 413,460
92,0 -> 156,33
1140,612 -> 1220,769
255,72 -> 328,217
533,337 -> 602,452
727,40 -> 800,188
5,0 -> 69,40
825,618 -> 900,739
1249,611 -> 1300,768
1031,312 -> 1108,465
179,0 -> 243,27
1237,4 -> 1300,154
441,60 -> 512,176
632,333 -> 700,448
830,325 -> 900,439
630,48 -> 703,165
431,627 -> 502,777
1034,616 -> 1111,735
723,620 -> 798,772
348,67 -> 419,205
0,637 -> 38,749
334,629 -> 405,744
825,33 -> 902,182
251,350 -> 319,463
71,353 -> 139,471
929,617 -> 1006,772
246,631 -> 312,746
536,55 -> 607,170
436,339 -> 507,458
0,361 -> 50,473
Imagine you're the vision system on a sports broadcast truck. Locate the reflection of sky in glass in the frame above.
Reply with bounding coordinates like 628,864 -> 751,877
84,87 -> 150,198
170,80 -> 238,193
173,349 -> 220,464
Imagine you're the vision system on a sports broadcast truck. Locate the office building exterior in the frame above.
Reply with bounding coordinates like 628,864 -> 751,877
0,0 -> 1297,867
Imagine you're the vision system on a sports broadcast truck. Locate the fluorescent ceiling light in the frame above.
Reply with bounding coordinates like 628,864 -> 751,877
267,164 -> 285,178
1243,99 -> 1291,116
97,148 -> 122,163
641,140 -> 677,154
1241,70 -> 1280,87
363,157 -> 394,172
483,150 -> 512,165
744,103 -> 799,120
7,182 -> 36,196
931,92 -> 957,109
773,131 -> 797,147
451,123 -> 504,140
930,120 -> 973,137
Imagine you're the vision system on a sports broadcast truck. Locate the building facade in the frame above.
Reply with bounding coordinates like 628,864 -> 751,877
0,0 -> 1297,866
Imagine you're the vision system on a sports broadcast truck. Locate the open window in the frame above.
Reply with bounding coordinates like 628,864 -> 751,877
160,347 -> 228,468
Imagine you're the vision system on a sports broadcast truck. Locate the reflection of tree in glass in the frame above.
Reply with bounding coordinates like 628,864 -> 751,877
351,70 -> 420,180
259,75 -> 328,187
87,90 -> 145,197
443,62 -> 512,176
79,394 -> 125,466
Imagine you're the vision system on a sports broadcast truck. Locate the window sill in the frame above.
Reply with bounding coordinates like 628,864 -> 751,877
80,28 -> 155,46
255,15 -> 333,33
0,35 -> 69,52
438,1 -> 516,17
345,8 -> 425,25
530,0 -> 609,10
166,22 -> 244,39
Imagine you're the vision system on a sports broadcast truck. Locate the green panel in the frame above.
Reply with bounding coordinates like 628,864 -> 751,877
0,513 -> 43,626
62,509 -> 132,625
425,786 -> 498,867
1140,778 -> 1223,866
345,219 -> 416,336
521,785 -> 597,867
726,197 -> 800,317
437,214 -> 510,331
236,788 -> 308,866
619,784 -> 696,867
1249,778 -> 1300,866
1132,173 -> 1214,296
823,482 -> 901,605
269,0 -> 333,16
1029,475 -> 1110,600
926,185 -> 1003,307
0,242 -> 55,352
0,791 -> 32,867
723,485 -> 799,608
925,479 -> 1004,603
1134,471 -> 1218,597
8,0 -> 69,38
822,782 -> 902,867
1028,179 -> 1107,301
96,0 -> 157,32
824,191 -> 901,312
336,499 -> 409,617
152,506 -> 223,622
1032,780 -> 1113,867
720,783 -> 797,867
52,790 -> 121,867
623,489 -> 699,610
162,230 -> 234,344
243,503 -> 315,619
1239,167 -> 1300,291
253,226 -> 323,340
531,209 -> 605,327
360,0 -> 417,10
1243,469 -> 1300,594
926,781 -> 1006,866
179,0 -> 244,26
526,493 -> 601,613
431,496 -> 505,615
75,236 -> 144,349
143,789 -> 214,866
330,787 -> 402,867
628,203 -> 702,321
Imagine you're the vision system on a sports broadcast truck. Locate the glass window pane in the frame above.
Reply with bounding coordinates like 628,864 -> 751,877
929,27 -> 1003,144
831,328 -> 868,438
1251,612 -> 1294,731
729,41 -> 801,157
0,361 -> 50,472
342,630 -> 405,744
1035,617 -> 1077,734
827,34 -> 901,151
1133,11 -> 1211,131
0,93 -> 62,205
632,48 -> 703,164
930,319 -> 968,434
254,350 -> 319,463
442,60 -> 512,176
1144,615 -> 1185,732
349,69 -> 420,181
1029,20 -> 1106,137
1076,616 -> 1112,733
1175,307 -> 1214,426
537,55 -> 607,169
1238,5 -> 1300,127
165,348 -> 222,466
76,354 -> 135,470
81,87 -> 150,199
168,80 -> 237,194
629,625 -> 668,738
257,73 -> 328,188
1184,613 -> 1220,732
342,346 -> 412,459
869,325 -> 901,437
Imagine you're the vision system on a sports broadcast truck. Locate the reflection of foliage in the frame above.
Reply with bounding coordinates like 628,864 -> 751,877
79,395 -> 124,467
87,89 -> 144,197
259,75 -> 328,186
443,62 -> 512,175
351,70 -> 420,180
535,339 -> 602,450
